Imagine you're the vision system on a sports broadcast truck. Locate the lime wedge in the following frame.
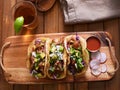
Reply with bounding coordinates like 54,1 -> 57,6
14,16 -> 24,33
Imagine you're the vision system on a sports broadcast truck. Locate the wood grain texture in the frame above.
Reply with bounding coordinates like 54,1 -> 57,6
88,21 -> 104,31
58,1 -> 76,88
104,18 -> 120,90
74,24 -> 88,32
44,84 -> 58,90
0,78 -> 13,90
74,82 -> 88,90
57,1 -> 74,90
87,21 -> 106,90
0,0 -> 120,90
118,19 -> 120,90
0,0 -> 3,79
0,0 -> 3,49
29,84 -> 43,90
0,0 -> 14,90
14,85 -> 28,90
74,24 -> 88,90
44,1 -> 58,33
13,0 -> 30,89
44,1 -> 59,90
2,32 -> 115,84
28,4 -> 44,90
2,0 -> 15,42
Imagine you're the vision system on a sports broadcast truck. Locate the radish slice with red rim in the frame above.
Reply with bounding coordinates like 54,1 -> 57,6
90,59 -> 100,69
100,64 -> 107,73
100,53 -> 107,63
91,51 -> 101,60
92,64 -> 100,70
91,69 -> 101,76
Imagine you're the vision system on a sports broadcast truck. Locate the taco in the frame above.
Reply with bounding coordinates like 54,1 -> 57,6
64,35 -> 89,76
27,37 -> 50,79
46,38 -> 67,79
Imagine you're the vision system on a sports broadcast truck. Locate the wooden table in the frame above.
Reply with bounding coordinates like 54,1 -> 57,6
0,0 -> 120,90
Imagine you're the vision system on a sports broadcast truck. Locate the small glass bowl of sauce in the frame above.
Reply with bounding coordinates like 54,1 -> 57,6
86,36 -> 101,52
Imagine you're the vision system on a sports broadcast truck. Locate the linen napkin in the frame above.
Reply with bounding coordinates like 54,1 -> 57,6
59,0 -> 120,24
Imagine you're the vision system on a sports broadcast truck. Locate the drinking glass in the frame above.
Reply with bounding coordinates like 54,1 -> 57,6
11,1 -> 38,30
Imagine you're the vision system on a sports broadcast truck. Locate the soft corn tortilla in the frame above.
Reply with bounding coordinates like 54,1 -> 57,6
27,37 -> 50,78
64,35 -> 89,76
46,38 -> 67,79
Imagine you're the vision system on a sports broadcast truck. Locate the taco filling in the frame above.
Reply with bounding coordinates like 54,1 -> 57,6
48,41 -> 65,79
29,39 -> 46,79
67,37 -> 86,75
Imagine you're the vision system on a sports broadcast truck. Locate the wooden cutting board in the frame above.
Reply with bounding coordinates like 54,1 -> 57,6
2,31 -> 115,84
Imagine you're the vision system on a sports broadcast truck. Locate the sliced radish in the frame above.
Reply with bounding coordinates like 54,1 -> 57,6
89,59 -> 100,69
100,64 -> 107,73
100,52 -> 107,63
92,65 -> 100,70
91,52 -> 101,60
91,69 -> 101,76
90,52 -> 107,76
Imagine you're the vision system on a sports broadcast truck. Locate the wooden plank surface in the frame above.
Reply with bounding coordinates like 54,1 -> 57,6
13,0 -> 28,88
88,22 -> 106,90
74,23 -> 88,90
0,0 -> 3,49
0,0 -> 120,90
58,3 -> 74,90
104,19 -> 120,90
44,1 -> 59,90
0,0 -> 14,90
57,1 -> 74,90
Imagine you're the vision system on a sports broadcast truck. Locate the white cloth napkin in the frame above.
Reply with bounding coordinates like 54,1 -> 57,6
60,0 -> 120,24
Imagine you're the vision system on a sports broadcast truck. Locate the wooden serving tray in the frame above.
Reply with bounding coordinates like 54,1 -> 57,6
1,32 -> 115,84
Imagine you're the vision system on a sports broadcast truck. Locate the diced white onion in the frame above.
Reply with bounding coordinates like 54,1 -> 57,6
49,53 -> 54,57
32,52 -> 36,57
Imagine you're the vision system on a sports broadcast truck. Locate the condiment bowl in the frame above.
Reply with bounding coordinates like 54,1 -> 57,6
86,36 -> 101,52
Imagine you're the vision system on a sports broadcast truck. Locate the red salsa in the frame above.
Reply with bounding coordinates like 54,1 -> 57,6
87,36 -> 101,52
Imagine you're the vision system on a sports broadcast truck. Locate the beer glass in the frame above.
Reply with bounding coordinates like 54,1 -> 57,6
11,1 -> 38,30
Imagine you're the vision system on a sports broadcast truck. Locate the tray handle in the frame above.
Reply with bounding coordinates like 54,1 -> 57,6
106,38 -> 119,76
0,42 -> 11,77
